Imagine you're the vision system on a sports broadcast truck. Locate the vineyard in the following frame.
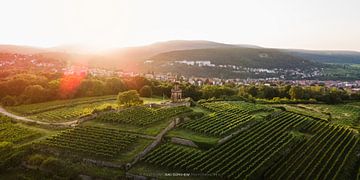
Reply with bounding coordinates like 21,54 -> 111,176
179,111 -> 253,136
143,144 -> 203,169
0,115 -> 40,144
8,95 -> 117,115
299,104 -> 360,128
201,101 -> 272,113
142,111 -> 359,179
179,102 -> 270,136
95,106 -> 191,126
267,123 -> 358,179
28,101 -> 118,122
40,126 -> 138,158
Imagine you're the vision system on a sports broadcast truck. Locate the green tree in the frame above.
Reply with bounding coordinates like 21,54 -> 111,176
76,79 -> 106,97
1,95 -> 16,106
22,85 -> 48,103
201,85 -> 235,99
105,77 -> 126,94
27,154 -> 46,167
289,86 -> 304,99
117,90 -> 143,107
139,85 -> 152,97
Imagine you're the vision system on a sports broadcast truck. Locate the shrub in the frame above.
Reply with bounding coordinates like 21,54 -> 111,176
1,95 -> 16,106
27,154 -> 46,167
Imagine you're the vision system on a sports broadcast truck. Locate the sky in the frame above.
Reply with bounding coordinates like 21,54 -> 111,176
1,0 -> 360,51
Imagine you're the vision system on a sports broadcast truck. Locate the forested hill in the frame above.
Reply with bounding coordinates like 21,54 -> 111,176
149,48 -> 322,69
283,49 -> 360,64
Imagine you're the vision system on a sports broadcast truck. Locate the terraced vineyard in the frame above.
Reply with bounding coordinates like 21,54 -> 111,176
179,102 -> 268,136
28,101 -> 118,122
180,111 -> 253,136
96,106 -> 191,126
40,126 -> 138,158
267,124 -> 358,179
8,95 -> 117,115
0,115 -> 40,143
300,103 -> 360,127
201,101 -> 271,113
143,111 -> 359,179
143,144 -> 203,169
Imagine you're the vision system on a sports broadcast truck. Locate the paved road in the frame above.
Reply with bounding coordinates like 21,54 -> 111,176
0,106 -> 78,126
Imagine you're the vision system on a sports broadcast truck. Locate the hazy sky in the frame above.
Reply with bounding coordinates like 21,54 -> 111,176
1,0 -> 360,51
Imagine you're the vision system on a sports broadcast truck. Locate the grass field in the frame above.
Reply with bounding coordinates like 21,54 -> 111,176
167,129 -> 220,147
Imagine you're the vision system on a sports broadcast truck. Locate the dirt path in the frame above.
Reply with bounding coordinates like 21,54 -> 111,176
0,106 -> 79,127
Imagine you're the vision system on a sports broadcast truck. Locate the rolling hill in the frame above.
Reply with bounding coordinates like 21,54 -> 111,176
1,40 -> 359,78
0,45 -> 48,54
149,47 -> 321,69
283,49 -> 360,64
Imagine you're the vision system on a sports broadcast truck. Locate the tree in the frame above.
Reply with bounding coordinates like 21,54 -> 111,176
1,95 -> 16,106
201,85 -> 235,99
40,157 -> 69,176
117,90 -> 143,107
76,79 -> 106,97
247,85 -> 258,97
183,84 -> 202,101
22,85 -> 48,103
289,86 -> 304,99
257,85 -> 276,99
123,76 -> 151,91
139,85 -> 152,97
105,78 -> 126,94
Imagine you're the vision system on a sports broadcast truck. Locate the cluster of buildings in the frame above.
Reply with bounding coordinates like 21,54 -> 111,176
59,65 -> 360,92
174,60 -> 215,67
167,60 -> 324,79
0,53 -> 64,72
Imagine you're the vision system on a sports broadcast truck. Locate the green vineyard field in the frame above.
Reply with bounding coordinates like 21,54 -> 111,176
95,106 -> 191,126
40,126 -> 138,158
143,109 -> 359,179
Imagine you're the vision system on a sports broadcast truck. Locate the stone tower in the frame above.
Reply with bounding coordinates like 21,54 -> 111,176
171,82 -> 182,102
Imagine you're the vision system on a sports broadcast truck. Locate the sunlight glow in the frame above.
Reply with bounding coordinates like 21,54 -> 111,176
0,0 -> 360,51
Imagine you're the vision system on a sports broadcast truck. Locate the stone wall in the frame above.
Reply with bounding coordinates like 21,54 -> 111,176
129,117 -> 180,167
171,137 -> 199,148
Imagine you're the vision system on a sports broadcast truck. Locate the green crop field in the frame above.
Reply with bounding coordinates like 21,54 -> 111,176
7,95 -> 118,115
0,115 -> 42,144
39,126 -> 139,159
95,106 -> 191,126
295,103 -> 360,128
28,101 -> 118,122
140,109 -> 358,179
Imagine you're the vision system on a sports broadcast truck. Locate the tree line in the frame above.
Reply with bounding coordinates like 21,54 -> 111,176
1,72 -> 359,106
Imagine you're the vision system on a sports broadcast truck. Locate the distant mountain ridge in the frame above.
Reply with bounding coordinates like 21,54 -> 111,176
149,47 -> 320,69
0,44 -> 48,54
1,40 -> 360,72
282,49 -> 360,64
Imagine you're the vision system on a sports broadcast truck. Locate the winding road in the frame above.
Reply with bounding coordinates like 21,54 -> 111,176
0,106 -> 79,127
